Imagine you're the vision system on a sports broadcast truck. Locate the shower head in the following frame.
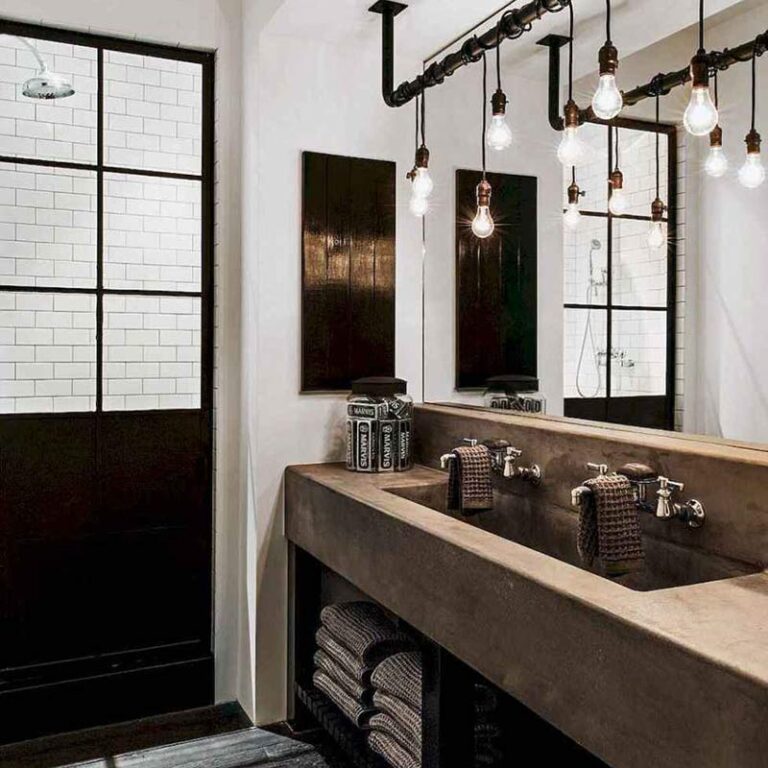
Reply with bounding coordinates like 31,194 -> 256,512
23,69 -> 75,100
590,239 -> 602,250
18,37 -> 75,100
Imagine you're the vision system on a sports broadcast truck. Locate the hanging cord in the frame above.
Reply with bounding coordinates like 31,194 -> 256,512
614,127 -> 620,171
699,0 -> 705,53
713,70 -> 719,108
571,166 -> 576,187
414,96 -> 420,153
605,0 -> 611,44
421,88 -> 426,145
568,0 -> 574,101
751,45 -> 757,131
655,93 -> 661,198
482,51 -> 488,178
496,25 -> 502,91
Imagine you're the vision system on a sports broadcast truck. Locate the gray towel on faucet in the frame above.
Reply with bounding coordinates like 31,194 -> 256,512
578,473 -> 645,576
446,445 -> 493,515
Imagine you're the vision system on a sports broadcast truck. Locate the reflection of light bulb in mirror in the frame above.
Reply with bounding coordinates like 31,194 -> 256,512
409,193 -> 428,217
486,115 -> 513,151
739,152 -> 766,188
411,166 -> 433,198
592,74 -> 623,120
705,146 -> 728,178
563,202 -> 581,230
472,179 -> 494,239
647,220 -> 666,250
608,188 -> 628,215
557,126 -> 587,167
684,86 -> 719,136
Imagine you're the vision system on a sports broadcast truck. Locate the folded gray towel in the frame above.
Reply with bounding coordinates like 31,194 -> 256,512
371,651 -> 422,713
372,690 -> 421,746
447,445 -> 493,514
320,602 -> 413,663
578,473 -> 644,576
368,731 -> 421,768
370,712 -> 421,756
316,626 -> 374,684
314,648 -> 370,703
312,670 -> 374,729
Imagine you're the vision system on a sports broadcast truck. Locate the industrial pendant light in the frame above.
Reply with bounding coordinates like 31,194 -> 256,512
564,168 -> 584,230
473,53 -> 495,239
608,129 -> 628,215
648,93 -> 668,250
738,48 -> 766,189
591,0 -> 623,120
558,1 -> 587,167
704,72 -> 729,177
684,0 -> 719,136
408,94 -> 433,217
486,22 -> 513,151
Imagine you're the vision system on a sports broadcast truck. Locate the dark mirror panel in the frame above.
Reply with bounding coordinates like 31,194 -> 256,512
302,151 -> 396,392
455,169 -> 537,390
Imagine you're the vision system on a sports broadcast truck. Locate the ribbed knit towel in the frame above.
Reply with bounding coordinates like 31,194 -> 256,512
315,626 -> 375,685
446,445 -> 493,514
314,648 -> 370,703
320,602 -> 414,663
372,690 -> 421,746
371,652 -> 422,713
369,711 -> 421,756
577,473 -> 645,576
368,731 -> 421,768
312,670 -> 374,729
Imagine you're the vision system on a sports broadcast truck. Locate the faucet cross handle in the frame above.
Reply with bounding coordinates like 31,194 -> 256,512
587,462 -> 609,476
463,438 -> 478,447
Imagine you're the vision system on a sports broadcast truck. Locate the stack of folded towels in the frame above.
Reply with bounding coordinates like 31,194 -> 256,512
368,651 -> 423,768
312,601 -> 414,733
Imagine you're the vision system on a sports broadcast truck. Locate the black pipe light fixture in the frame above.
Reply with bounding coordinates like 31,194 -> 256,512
486,16 -> 514,152
591,0 -> 623,120
407,94 -> 433,217
683,0 -> 719,136
558,1 -> 587,167
608,128 -> 628,215
704,72 -> 728,178
473,52 -> 495,239
648,92 -> 668,251
738,46 -> 766,189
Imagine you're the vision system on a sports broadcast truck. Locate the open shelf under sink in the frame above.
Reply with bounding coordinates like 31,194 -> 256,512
385,481 -> 761,592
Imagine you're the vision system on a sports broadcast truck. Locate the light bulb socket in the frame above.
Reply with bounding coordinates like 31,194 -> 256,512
709,124 -> 723,148
598,42 -> 619,77
415,144 -> 430,168
567,181 -> 583,205
563,99 -> 580,129
746,128 -> 761,155
491,88 -> 508,117
609,169 -> 624,191
689,52 -> 710,89
651,196 -> 666,222
476,178 -> 492,207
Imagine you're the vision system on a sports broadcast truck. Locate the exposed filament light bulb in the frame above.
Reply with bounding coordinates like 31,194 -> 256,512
558,100 -> 587,167
563,178 -> 583,230
486,89 -> 513,151
407,144 -> 433,218
704,125 -> 728,178
738,129 -> 766,189
591,42 -> 623,120
683,53 -> 719,136
409,194 -> 428,217
608,169 -> 628,216
647,197 -> 667,250
472,179 -> 495,239
411,166 -> 433,199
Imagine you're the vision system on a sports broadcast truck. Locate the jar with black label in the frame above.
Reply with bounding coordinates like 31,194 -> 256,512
484,375 -> 547,415
346,377 -> 413,473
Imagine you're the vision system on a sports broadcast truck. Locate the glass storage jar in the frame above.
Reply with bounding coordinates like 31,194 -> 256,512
346,377 -> 413,473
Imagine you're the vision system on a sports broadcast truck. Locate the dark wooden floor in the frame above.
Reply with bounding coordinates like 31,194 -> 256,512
0,703 -> 343,768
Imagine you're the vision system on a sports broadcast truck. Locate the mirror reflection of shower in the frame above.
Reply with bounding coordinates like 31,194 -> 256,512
575,239 -> 606,399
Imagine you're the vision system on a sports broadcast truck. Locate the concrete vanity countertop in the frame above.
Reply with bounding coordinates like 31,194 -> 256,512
285,462 -> 768,768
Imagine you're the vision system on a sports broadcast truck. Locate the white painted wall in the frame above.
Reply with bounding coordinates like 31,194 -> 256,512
422,59 -> 564,414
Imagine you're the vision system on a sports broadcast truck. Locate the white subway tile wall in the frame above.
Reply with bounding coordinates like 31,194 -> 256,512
0,162 -> 96,287
104,50 -> 202,174
105,173 -> 201,291
611,310 -> 667,397
103,294 -> 201,411
564,307 -> 607,399
0,291 -> 96,413
612,217 -> 667,307
0,35 -> 97,163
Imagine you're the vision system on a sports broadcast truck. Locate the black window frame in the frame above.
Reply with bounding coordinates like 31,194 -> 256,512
564,116 -> 678,429
0,18 -> 215,416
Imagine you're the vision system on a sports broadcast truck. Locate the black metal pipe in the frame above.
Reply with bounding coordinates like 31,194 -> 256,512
370,0 -> 569,108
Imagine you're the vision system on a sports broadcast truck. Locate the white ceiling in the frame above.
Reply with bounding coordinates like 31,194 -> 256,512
265,0 -> 750,81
